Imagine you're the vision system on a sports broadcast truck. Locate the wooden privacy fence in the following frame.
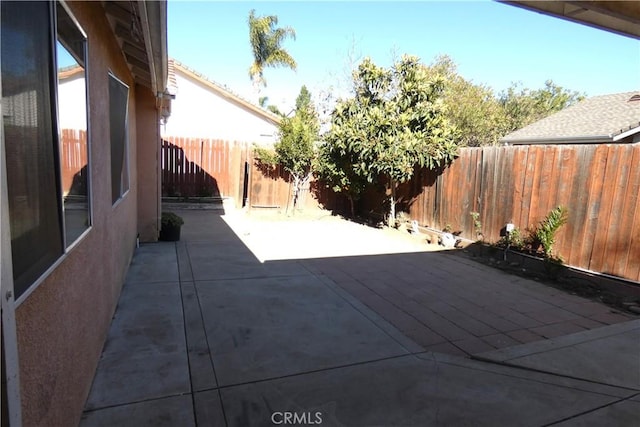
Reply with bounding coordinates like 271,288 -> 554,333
395,144 -> 640,282
160,136 -> 640,281
60,129 -> 88,196
248,163 -> 293,208
248,162 -> 331,211
249,143 -> 640,282
161,136 -> 248,201
247,160 -> 346,212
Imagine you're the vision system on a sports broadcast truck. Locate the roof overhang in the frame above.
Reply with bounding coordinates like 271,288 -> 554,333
613,125 -> 640,141
501,1 -> 640,40
103,1 -> 169,95
503,135 -> 613,145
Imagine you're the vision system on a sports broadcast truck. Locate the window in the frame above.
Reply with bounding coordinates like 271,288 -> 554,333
1,1 -> 90,300
109,74 -> 129,204
57,1 -> 90,245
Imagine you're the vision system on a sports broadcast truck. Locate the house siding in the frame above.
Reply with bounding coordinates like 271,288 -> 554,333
12,2 -> 159,426
136,84 -> 162,242
162,70 -> 278,143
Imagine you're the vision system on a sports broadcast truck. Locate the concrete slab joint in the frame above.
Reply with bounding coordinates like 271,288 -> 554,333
80,210 -> 639,426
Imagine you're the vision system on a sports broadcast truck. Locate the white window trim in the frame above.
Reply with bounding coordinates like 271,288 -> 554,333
1,80 -> 24,427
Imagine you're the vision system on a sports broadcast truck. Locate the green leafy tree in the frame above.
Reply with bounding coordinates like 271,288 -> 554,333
499,80 -> 585,133
323,55 -> 458,224
267,105 -> 284,116
427,55 -> 507,147
247,9 -> 297,90
254,86 -> 319,212
426,55 -> 585,146
315,136 -> 369,218
258,96 -> 284,116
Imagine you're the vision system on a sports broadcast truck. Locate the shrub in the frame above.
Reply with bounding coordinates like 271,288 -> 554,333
161,212 -> 184,228
470,211 -> 483,240
531,206 -> 568,258
497,227 -> 525,250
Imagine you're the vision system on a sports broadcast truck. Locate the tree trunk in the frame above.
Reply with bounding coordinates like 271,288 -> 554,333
291,173 -> 311,216
298,173 -> 311,209
388,178 -> 397,226
349,195 -> 355,218
291,175 -> 300,215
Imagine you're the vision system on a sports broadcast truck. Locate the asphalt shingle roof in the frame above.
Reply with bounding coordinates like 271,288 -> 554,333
501,91 -> 640,143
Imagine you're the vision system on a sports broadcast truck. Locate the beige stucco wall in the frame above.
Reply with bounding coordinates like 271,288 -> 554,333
13,2 -> 157,426
162,70 -> 279,144
136,84 -> 161,242
58,73 -> 87,130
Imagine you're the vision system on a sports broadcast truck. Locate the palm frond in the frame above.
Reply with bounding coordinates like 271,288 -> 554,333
265,49 -> 297,71
247,9 -> 297,86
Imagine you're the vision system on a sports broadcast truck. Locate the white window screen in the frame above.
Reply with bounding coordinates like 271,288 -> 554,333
1,1 -> 63,297
109,74 -> 129,204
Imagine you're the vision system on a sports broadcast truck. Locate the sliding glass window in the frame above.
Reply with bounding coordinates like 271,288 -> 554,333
1,1 -> 62,297
1,1 -> 90,300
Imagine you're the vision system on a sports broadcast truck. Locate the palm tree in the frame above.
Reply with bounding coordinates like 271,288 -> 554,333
247,9 -> 297,89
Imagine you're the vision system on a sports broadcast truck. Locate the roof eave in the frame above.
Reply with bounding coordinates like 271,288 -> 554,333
502,135 -> 613,145
500,1 -> 640,40
138,0 -> 168,96
613,125 -> 640,141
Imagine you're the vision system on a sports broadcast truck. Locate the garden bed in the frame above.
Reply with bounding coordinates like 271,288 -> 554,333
457,242 -> 640,315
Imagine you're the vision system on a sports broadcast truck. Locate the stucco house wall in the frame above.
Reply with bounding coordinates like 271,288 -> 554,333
57,69 -> 87,131
162,61 -> 280,144
1,2 -> 166,426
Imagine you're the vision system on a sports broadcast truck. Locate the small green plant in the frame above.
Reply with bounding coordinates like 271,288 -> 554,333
506,227 -> 525,249
443,224 -> 452,233
497,226 -> 525,250
161,212 -> 184,228
531,206 -> 568,258
470,212 -> 483,240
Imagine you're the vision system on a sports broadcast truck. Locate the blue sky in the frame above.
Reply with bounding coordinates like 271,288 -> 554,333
168,1 -> 640,111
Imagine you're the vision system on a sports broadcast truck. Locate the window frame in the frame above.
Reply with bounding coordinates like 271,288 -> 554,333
108,71 -> 130,207
0,1 -> 93,306
56,0 -> 93,251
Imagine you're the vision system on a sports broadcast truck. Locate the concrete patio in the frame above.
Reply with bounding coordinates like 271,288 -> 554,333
80,209 -> 639,426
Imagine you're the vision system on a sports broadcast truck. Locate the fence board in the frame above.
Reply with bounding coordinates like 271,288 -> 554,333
553,146 -> 576,259
624,146 -> 640,281
510,147 -> 527,232
60,129 -> 88,196
577,145 -> 606,269
591,146 -> 620,273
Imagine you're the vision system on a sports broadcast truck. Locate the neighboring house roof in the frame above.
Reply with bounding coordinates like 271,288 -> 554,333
166,58 -> 178,96
169,58 -> 282,126
58,65 -> 84,81
501,91 -> 640,144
